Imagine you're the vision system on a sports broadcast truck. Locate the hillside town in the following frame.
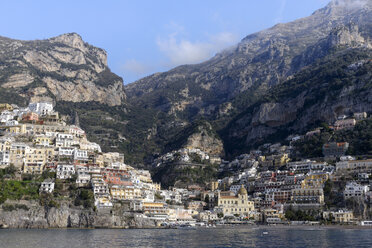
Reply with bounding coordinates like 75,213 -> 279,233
0,102 -> 372,227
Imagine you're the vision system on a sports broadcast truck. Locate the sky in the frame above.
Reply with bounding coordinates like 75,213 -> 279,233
0,0 -> 331,84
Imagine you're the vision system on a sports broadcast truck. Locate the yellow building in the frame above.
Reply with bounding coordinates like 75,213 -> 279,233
23,147 -> 55,174
0,103 -> 13,111
302,173 -> 329,188
33,136 -> 53,146
0,140 -> 11,152
216,186 -> 255,216
9,143 -> 31,168
110,185 -> 142,200
209,181 -> 219,191
142,202 -> 167,215
274,153 -> 290,167
323,210 -> 354,223
5,126 -> 22,134
20,124 -> 69,135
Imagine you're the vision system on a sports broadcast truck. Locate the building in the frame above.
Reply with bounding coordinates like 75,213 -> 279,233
33,135 -> 53,147
323,210 -> 354,223
58,147 -> 75,157
76,166 -> 91,186
353,112 -> 367,120
28,102 -> 53,116
322,142 -> 349,158
334,119 -> 356,131
74,149 -> 88,163
265,191 -> 291,204
110,185 -> 141,201
39,178 -> 55,193
23,147 -> 54,174
22,112 -> 39,122
336,159 -> 372,174
291,188 -> 324,205
57,164 -> 75,179
198,210 -> 219,222
0,103 -> 13,111
9,143 -> 31,168
0,151 -> 10,167
344,182 -> 369,199
216,186 -> 255,216
302,173 -> 329,188
229,184 -> 242,194
142,202 -> 168,218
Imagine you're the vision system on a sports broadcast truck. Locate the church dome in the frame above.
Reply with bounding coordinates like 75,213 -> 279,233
238,185 -> 248,195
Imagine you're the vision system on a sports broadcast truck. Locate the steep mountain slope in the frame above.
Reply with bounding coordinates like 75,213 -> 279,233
119,0 -> 372,165
222,47 -> 372,157
0,33 -> 125,106
125,0 -> 371,120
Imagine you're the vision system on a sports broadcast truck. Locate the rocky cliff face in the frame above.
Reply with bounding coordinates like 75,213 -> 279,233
0,201 -> 155,228
222,46 -> 372,156
0,33 -> 126,106
183,123 -> 224,156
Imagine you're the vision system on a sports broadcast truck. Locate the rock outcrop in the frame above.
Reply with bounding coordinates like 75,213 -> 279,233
0,201 -> 156,229
0,33 -> 126,106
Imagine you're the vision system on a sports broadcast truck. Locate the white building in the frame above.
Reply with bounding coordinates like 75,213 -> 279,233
76,166 -> 91,186
57,164 -> 75,179
0,151 -> 10,166
28,102 -> 54,115
55,133 -> 75,148
0,110 -> 15,123
230,184 -> 242,195
336,159 -> 372,174
344,182 -> 369,199
142,190 -> 155,203
39,178 -> 55,193
69,125 -> 85,137
58,147 -> 75,157
80,141 -> 101,153
74,149 -> 88,162
5,120 -> 18,126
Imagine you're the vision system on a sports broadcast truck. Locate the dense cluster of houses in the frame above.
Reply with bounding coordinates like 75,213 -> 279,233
208,112 -> 372,225
1,102 -> 371,225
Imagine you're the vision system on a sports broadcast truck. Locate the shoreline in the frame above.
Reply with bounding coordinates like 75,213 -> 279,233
1,224 -> 372,230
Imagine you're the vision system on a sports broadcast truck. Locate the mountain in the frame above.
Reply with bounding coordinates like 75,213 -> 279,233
0,0 -> 371,176
123,0 -> 372,162
125,0 -> 371,119
0,33 -> 126,106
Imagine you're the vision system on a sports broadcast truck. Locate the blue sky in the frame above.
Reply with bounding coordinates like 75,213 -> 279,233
0,0 -> 330,84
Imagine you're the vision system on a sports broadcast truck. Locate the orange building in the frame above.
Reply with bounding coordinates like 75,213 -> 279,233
22,112 -> 39,122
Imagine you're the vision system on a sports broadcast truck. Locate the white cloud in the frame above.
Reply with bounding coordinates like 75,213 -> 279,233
120,59 -> 153,77
156,30 -> 239,67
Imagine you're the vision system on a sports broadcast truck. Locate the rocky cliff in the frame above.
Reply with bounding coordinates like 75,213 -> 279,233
0,201 -> 156,229
0,33 -> 126,106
